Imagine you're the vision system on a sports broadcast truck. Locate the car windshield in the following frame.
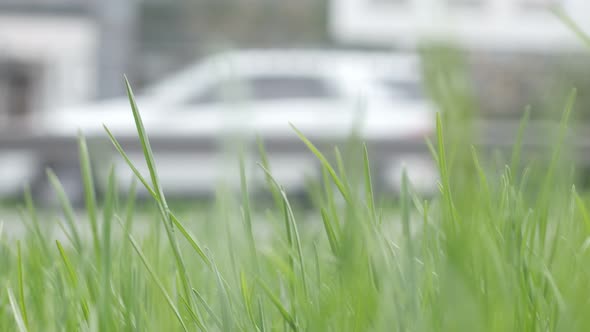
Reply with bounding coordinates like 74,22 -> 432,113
187,75 -> 338,104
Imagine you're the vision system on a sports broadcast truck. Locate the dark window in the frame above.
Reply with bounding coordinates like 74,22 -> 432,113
248,77 -> 337,100
0,63 -> 34,118
188,76 -> 336,104
381,80 -> 424,101
189,78 -> 248,104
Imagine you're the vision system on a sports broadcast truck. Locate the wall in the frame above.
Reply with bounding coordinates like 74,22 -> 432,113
330,0 -> 590,52
0,13 -> 97,123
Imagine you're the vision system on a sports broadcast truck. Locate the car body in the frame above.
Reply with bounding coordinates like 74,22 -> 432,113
37,49 -> 438,197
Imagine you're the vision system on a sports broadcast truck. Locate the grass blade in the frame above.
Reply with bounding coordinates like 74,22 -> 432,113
22,186 -> 49,254
401,170 -> 413,255
123,76 -> 166,205
16,241 -> 29,330
169,213 -> 211,268
210,254 -> 235,332
239,271 -> 259,330
257,278 -> 297,331
56,240 -> 77,287
103,125 -> 156,199
510,106 -> 531,175
257,137 -> 282,208
192,288 -> 223,329
78,132 -> 100,256
124,228 -> 190,332
258,163 -> 308,297
434,113 -> 458,229
47,169 -> 83,252
362,144 -> 377,222
240,155 -> 259,272
575,192 -> 590,233
99,166 -> 117,331
290,124 -> 352,206
554,8 -> 590,49
320,208 -> 339,255
7,288 -> 28,332
118,77 -> 198,318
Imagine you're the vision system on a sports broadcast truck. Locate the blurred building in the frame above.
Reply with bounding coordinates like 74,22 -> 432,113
2,0 -> 589,128
330,0 -> 590,51
0,0 -> 328,130
0,0 -> 98,128
330,0 -> 590,118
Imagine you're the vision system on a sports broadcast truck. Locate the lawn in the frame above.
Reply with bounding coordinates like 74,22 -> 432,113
1,78 -> 589,331
2,14 -> 590,330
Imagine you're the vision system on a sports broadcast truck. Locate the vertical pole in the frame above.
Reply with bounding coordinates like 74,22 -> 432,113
94,0 -> 139,99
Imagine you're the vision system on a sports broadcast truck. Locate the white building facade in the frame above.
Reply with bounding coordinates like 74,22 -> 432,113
0,3 -> 97,128
330,0 -> 590,52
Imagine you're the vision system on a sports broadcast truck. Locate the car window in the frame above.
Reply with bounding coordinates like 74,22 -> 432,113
189,78 -> 248,104
380,80 -> 425,101
249,77 -> 337,100
187,76 -> 337,104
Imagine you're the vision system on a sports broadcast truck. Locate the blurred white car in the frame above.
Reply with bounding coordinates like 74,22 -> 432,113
39,49 -> 438,197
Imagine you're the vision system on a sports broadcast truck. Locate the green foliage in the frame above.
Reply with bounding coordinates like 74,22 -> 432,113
3,15 -> 590,328
0,80 -> 589,331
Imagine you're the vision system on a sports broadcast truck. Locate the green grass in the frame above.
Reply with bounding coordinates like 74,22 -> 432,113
0,80 -> 589,331
3,16 -> 590,330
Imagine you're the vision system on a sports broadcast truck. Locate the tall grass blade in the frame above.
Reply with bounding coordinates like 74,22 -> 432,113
257,137 -> 282,208
169,213 -> 211,268
16,241 -> 29,330
22,186 -> 48,253
124,228 -> 190,332
78,132 -> 100,256
400,170 -> 413,256
510,106 -> 531,175
290,124 -> 352,206
434,113 -> 457,228
239,271 -> 259,330
192,288 -> 223,329
47,170 -> 83,252
320,208 -> 339,255
554,8 -> 590,49
7,288 -> 28,332
362,144 -> 377,222
574,192 -> 590,233
56,240 -> 77,287
258,163 -> 308,296
99,166 -> 116,331
240,155 -> 259,272
211,254 -> 235,331
120,77 -> 198,317
103,126 -> 156,199
123,77 -> 166,206
257,278 -> 298,331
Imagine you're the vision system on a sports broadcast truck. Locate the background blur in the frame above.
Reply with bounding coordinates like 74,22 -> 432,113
1,0 -> 590,200
3,0 -> 590,121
